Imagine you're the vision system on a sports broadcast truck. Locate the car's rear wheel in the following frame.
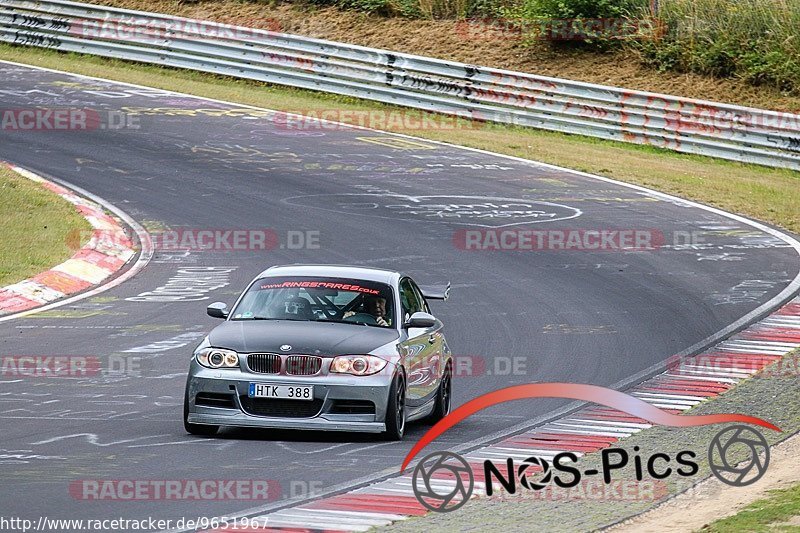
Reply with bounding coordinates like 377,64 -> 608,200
382,372 -> 406,440
183,384 -> 219,436
427,361 -> 452,423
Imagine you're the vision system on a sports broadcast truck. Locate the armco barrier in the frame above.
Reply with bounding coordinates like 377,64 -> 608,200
2,0 -> 799,170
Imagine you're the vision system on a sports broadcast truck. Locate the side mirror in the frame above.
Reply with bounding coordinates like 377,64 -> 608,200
404,311 -> 436,329
207,302 -> 229,319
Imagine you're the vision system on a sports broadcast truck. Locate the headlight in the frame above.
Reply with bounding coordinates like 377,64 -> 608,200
196,348 -> 239,369
330,355 -> 388,376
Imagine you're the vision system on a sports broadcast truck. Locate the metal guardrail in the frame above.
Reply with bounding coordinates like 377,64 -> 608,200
2,0 -> 799,170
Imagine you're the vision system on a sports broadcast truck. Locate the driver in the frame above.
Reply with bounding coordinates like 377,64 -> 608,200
344,294 -> 391,326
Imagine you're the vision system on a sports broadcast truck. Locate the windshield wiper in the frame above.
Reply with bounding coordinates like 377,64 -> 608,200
318,318 -> 390,328
318,318 -> 367,326
232,317 -> 307,321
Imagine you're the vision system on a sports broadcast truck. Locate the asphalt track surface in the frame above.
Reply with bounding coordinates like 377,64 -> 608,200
1,61 -> 799,529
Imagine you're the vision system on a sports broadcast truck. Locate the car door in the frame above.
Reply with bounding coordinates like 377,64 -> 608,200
399,277 -> 441,406
411,279 -> 446,400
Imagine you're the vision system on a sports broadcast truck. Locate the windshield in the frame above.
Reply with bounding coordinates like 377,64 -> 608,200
230,276 -> 395,328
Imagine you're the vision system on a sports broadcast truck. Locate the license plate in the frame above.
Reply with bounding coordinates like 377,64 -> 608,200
249,383 -> 314,401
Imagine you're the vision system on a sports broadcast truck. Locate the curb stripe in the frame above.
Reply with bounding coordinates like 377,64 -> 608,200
0,163 -> 137,316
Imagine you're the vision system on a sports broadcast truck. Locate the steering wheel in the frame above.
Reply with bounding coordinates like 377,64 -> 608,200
343,312 -> 379,325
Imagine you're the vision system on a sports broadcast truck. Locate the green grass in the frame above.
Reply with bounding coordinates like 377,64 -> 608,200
700,483 -> 800,532
635,0 -> 800,94
0,43 -> 798,233
0,165 -> 91,286
275,0 -> 800,93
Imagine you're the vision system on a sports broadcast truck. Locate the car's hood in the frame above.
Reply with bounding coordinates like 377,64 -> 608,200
207,320 -> 399,356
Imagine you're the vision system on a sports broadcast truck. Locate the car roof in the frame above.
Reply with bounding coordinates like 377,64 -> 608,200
257,264 -> 403,284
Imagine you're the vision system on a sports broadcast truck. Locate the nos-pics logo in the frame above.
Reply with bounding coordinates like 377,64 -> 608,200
412,425 -> 770,513
403,383 -> 779,513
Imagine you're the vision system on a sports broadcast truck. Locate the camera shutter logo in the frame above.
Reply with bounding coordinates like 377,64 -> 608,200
708,425 -> 770,487
412,451 -> 474,513
518,456 -> 552,490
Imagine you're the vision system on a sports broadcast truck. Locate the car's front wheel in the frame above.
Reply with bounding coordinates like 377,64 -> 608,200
382,372 -> 406,440
183,383 -> 219,436
427,361 -> 452,423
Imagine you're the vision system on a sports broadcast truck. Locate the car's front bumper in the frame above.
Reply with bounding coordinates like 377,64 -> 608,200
185,362 -> 393,433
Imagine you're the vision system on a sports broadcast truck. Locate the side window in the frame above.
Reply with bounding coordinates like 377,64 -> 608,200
410,280 -> 430,314
399,278 -> 422,320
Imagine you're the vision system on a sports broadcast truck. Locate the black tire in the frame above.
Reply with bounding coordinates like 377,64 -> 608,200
382,372 -> 406,441
183,384 -> 219,437
427,362 -> 452,423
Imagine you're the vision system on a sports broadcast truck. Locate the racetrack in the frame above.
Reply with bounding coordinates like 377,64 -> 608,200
1,61 -> 799,528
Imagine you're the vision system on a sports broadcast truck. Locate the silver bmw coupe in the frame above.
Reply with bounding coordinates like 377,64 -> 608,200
183,264 -> 452,440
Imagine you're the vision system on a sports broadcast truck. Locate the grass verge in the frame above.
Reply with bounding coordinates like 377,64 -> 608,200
0,43 -> 798,233
0,165 -> 91,286
700,483 -> 800,532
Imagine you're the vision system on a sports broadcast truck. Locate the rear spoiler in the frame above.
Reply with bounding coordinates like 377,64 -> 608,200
420,282 -> 450,301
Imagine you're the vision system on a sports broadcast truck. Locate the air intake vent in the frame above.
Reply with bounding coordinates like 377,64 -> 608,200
247,353 -> 281,374
240,397 -> 324,418
195,392 -> 236,409
330,400 -> 376,415
286,356 -> 322,375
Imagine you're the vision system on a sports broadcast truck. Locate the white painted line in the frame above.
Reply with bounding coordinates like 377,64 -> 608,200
376,478 -> 486,493
718,341 -> 793,350
725,340 -> 800,348
390,477 -> 484,488
684,365 -> 761,379
551,420 -> 642,432
481,446 -> 573,457
465,449 -> 560,461
567,418 -> 653,429
648,403 -> 693,410
761,318 -> 800,327
751,322 -> 800,330
719,346 -> 795,355
714,347 -> 789,356
292,508 -> 409,521
269,510 -> 393,526
263,514 -> 373,531
719,342 -> 796,351
677,364 -> 757,375
631,392 -> 709,401
355,488 -> 417,497
537,427 -> 630,437
672,366 -> 753,376
757,324 -> 800,330
549,422 -> 635,435
635,396 -> 701,407
664,372 -> 739,383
